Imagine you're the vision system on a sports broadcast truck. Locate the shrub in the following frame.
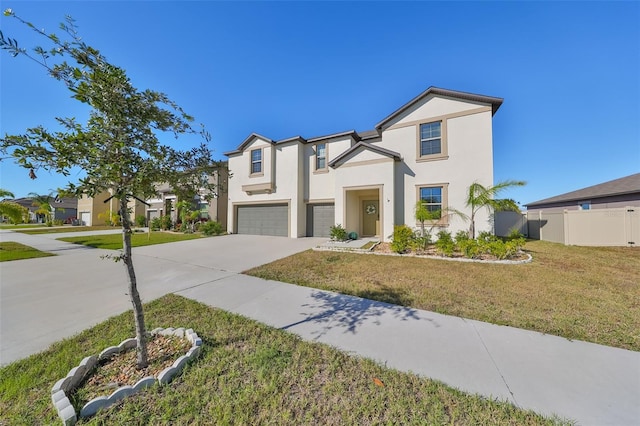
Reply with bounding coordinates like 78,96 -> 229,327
390,225 -> 414,254
409,230 -> 430,253
506,228 -> 524,241
330,224 -> 348,242
160,215 -> 172,231
135,215 -> 147,228
454,230 -> 470,244
200,220 -> 223,236
53,219 -> 64,226
457,238 -> 480,258
487,240 -> 508,259
150,217 -> 161,231
435,230 -> 455,257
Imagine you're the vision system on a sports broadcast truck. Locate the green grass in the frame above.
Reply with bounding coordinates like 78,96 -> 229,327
246,240 -> 640,351
0,223 -> 44,229
0,242 -> 55,262
18,225 -> 119,234
0,295 -> 567,425
58,231 -> 202,250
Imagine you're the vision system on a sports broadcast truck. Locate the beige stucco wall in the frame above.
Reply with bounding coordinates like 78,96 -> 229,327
227,140 -> 302,236
226,92 -> 497,240
378,104 -> 494,237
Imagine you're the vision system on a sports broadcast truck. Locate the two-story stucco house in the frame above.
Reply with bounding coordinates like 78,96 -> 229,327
224,87 -> 503,241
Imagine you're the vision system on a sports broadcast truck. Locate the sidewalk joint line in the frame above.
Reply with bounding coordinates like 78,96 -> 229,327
469,320 -> 519,408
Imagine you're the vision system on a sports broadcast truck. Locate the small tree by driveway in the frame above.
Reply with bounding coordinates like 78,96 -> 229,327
0,11 -> 220,368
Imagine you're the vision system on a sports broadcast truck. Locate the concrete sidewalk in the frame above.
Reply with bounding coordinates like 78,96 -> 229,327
177,275 -> 639,426
1,230 -> 638,425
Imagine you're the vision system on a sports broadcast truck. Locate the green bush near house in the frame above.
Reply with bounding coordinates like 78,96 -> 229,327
329,224 -> 348,242
435,230 -> 455,257
135,215 -> 147,228
390,225 -> 414,254
200,220 -> 224,236
150,217 -> 162,231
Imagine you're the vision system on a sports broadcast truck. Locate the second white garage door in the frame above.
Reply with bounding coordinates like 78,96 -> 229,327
236,204 -> 288,237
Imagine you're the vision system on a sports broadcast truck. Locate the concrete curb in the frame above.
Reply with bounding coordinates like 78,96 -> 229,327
50,328 -> 202,425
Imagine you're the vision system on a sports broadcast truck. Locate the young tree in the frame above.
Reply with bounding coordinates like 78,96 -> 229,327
0,188 -> 28,224
0,11 -> 221,368
464,180 -> 526,239
414,201 -> 467,248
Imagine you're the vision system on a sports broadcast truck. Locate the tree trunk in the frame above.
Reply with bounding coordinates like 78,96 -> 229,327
120,197 -> 149,368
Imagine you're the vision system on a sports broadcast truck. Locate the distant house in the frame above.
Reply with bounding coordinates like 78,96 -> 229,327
225,86 -> 503,241
525,173 -> 640,213
12,196 -> 78,223
77,165 -> 228,228
77,191 -> 146,226
145,166 -> 229,229
524,173 -> 640,246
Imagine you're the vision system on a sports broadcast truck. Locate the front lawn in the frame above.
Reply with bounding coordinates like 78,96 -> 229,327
58,231 -> 202,250
18,225 -> 119,234
0,295 -> 565,425
246,240 -> 640,351
0,242 -> 55,262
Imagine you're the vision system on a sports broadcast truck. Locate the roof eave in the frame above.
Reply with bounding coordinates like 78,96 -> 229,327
375,86 -> 503,130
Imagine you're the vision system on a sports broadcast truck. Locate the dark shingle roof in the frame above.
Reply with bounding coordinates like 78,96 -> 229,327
525,173 -> 640,207
329,142 -> 401,168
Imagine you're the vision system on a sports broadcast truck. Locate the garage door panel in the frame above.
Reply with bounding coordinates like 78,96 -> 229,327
237,204 -> 288,237
309,204 -> 335,237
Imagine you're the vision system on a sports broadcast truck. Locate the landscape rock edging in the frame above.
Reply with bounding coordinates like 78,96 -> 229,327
50,327 -> 202,425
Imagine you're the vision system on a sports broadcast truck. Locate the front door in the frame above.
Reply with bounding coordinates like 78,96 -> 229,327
362,200 -> 379,236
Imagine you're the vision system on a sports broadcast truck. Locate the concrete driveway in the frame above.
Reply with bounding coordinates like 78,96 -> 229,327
0,232 -> 323,365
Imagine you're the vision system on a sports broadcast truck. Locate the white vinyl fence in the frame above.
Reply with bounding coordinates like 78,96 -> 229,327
521,207 -> 639,247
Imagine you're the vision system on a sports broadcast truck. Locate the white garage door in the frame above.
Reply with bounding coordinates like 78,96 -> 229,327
237,204 -> 288,237
308,204 -> 335,237
80,212 -> 91,226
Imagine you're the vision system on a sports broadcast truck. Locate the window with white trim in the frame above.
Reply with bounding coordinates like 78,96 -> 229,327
315,143 -> 327,171
419,186 -> 443,219
419,122 -> 442,156
251,149 -> 262,174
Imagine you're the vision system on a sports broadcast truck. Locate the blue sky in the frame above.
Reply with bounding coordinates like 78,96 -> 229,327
1,1 -> 638,207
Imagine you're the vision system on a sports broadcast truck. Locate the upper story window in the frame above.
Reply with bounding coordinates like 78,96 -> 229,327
417,120 -> 448,162
420,122 -> 441,156
579,202 -> 591,210
250,149 -> 262,175
315,143 -> 327,171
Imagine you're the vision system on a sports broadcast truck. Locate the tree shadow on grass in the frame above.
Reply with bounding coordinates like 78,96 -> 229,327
281,287 -> 438,340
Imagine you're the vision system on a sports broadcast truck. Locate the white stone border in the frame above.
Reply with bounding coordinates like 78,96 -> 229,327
51,327 -> 202,425
314,246 -> 533,265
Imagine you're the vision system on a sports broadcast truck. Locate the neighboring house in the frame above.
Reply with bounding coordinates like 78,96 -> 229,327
78,166 -> 229,228
225,86 -> 503,241
77,191 -> 146,226
12,196 -> 78,223
145,166 -> 229,229
525,173 -> 640,213
524,173 -> 640,246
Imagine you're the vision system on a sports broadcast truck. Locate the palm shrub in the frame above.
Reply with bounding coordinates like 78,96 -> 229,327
160,215 -> 172,231
409,230 -> 430,254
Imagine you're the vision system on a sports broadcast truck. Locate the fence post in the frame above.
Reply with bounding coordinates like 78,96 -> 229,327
563,209 -> 570,245
538,210 -> 543,241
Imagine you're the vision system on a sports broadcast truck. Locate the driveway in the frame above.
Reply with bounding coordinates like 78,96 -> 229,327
0,233 -> 323,365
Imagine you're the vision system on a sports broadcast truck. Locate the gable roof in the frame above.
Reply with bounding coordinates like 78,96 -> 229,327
329,142 -> 401,168
525,173 -> 640,207
224,133 -> 274,156
375,86 -> 503,130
